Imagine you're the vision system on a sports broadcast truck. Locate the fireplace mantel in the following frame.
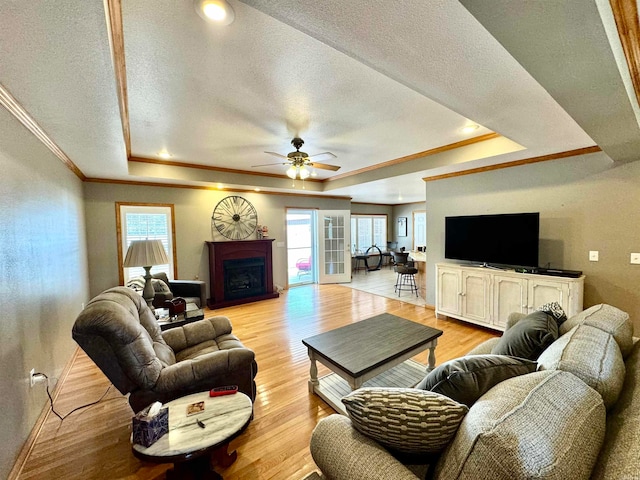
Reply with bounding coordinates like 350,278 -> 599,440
206,239 -> 279,309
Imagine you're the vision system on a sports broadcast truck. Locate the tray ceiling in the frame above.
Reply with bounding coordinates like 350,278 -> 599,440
1,0 -> 637,203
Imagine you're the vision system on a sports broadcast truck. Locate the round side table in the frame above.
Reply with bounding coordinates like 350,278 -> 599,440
132,391 -> 252,480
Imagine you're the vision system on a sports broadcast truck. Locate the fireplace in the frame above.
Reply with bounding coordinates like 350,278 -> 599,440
206,239 -> 279,309
224,257 -> 265,300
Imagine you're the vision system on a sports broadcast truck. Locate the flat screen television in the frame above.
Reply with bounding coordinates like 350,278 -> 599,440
445,212 -> 539,268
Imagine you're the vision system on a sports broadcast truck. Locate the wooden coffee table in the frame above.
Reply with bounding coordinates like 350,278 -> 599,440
302,313 -> 442,414
132,391 -> 252,479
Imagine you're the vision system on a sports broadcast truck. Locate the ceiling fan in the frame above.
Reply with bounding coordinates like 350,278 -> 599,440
252,138 -> 340,180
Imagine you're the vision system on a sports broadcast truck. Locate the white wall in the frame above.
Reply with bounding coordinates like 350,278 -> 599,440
0,108 -> 88,477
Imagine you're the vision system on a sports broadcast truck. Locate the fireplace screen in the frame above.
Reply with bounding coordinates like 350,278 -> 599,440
223,257 -> 266,300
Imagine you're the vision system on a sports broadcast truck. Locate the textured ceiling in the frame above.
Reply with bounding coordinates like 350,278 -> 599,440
1,0 -> 637,203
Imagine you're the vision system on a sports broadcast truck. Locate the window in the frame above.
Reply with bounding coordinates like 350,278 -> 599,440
117,203 -> 176,285
413,210 -> 426,249
350,214 -> 387,253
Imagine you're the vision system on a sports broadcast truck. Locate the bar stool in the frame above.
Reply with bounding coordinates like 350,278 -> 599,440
381,242 -> 398,268
391,251 -> 409,267
394,264 -> 419,297
353,254 -> 369,274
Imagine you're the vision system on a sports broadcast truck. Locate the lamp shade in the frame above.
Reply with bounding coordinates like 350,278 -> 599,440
123,239 -> 169,268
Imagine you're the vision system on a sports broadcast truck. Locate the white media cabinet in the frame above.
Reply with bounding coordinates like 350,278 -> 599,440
436,263 -> 584,332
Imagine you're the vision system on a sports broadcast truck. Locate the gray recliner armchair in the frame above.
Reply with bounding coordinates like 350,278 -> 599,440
72,287 -> 257,412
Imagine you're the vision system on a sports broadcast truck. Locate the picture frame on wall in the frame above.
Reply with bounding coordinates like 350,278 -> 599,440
397,217 -> 407,237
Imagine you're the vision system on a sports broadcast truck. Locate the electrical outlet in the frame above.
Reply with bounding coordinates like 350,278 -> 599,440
631,253 -> 640,265
589,251 -> 599,262
30,368 -> 45,387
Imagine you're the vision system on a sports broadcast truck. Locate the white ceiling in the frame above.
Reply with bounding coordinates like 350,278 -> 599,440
1,0 -> 638,204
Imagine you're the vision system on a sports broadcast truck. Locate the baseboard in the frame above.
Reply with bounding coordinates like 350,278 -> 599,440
7,347 -> 80,480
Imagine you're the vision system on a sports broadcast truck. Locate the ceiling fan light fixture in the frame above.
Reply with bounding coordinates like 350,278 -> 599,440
195,0 -> 235,26
286,165 -> 297,179
299,165 -> 310,179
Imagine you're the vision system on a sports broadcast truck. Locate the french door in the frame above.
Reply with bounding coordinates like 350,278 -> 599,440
317,210 -> 351,284
286,209 -> 315,286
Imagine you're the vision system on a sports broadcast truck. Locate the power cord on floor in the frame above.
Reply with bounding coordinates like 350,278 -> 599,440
34,372 -> 112,421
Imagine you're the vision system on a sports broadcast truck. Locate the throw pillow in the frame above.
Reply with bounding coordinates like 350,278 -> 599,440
415,354 -> 538,407
491,310 -> 558,360
126,276 -> 145,293
341,387 -> 468,454
536,301 -> 567,325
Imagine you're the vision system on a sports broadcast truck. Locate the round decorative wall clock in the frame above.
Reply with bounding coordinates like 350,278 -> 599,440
211,195 -> 258,240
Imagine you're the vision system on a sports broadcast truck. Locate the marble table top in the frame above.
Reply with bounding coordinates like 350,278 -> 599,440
132,391 -> 252,459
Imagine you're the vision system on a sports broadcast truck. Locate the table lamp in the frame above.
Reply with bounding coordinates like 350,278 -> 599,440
124,239 -> 169,307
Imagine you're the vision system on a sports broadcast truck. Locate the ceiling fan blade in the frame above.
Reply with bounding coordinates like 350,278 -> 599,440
307,152 -> 337,161
310,162 -> 340,171
264,151 -> 289,159
252,162 -> 286,167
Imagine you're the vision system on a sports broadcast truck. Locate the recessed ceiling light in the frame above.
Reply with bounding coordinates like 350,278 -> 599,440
158,150 -> 172,159
195,0 -> 235,26
217,183 -> 224,189
461,124 -> 480,134
254,188 -> 261,192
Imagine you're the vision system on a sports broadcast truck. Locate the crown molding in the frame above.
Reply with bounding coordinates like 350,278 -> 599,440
422,145 -> 602,182
128,155 -> 325,183
610,0 -> 640,110
325,132 -> 500,183
104,0 -> 131,158
0,83 -> 85,180
84,176 -> 351,200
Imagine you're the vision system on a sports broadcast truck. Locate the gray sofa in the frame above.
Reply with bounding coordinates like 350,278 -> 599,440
310,304 -> 640,479
72,286 -> 256,412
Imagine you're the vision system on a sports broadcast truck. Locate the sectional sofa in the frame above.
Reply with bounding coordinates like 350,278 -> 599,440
310,304 -> 640,479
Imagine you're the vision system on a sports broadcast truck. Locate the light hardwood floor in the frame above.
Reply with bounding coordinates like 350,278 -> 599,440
15,284 -> 498,480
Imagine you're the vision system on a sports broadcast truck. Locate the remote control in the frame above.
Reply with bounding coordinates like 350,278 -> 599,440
209,385 -> 238,397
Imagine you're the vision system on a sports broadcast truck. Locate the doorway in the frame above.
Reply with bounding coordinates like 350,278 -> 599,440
286,209 -> 315,286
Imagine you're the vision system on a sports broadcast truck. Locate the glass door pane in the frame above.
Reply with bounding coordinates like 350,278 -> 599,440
286,209 -> 315,286
318,210 -> 351,284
